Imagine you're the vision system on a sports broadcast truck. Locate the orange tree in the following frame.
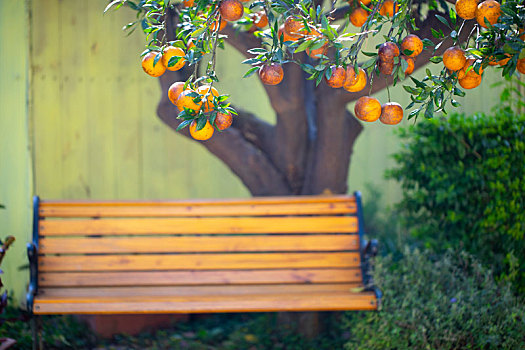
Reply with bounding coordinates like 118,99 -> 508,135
106,0 -> 525,197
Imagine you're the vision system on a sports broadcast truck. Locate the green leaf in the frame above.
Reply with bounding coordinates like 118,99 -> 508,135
429,56 -> 443,63
435,14 -> 450,29
243,66 -> 259,78
104,0 -> 124,13
176,119 -> 192,131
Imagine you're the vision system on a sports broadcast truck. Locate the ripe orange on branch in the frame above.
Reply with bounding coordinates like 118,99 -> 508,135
259,63 -> 284,85
476,0 -> 500,28
402,55 -> 414,75
517,58 -> 525,74
284,16 -> 305,39
455,0 -> 479,20
349,7 -> 369,27
354,96 -> 381,122
380,102 -> 404,125
215,112 -> 233,130
401,34 -> 423,57
197,85 -> 219,113
380,0 -> 400,17
325,66 -> 346,88
343,66 -> 367,92
378,59 -> 394,75
162,46 -> 186,71
251,11 -> 268,28
189,120 -> 215,141
219,0 -> 244,22
443,46 -> 466,71
378,42 -> 400,61
141,52 -> 166,77
176,89 -> 203,112
168,82 -> 186,106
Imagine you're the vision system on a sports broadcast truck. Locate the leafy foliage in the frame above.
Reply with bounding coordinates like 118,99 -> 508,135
386,108 -> 525,291
344,248 -> 525,349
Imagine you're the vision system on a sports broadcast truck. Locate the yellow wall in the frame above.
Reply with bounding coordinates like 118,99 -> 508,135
0,0 -> 510,304
0,0 -> 33,306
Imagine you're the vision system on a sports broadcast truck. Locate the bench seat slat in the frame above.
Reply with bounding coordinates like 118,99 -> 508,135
39,201 -> 356,217
39,235 -> 360,254
33,291 -> 377,314
38,283 -> 361,298
39,268 -> 363,287
39,216 -> 358,235
39,252 -> 361,272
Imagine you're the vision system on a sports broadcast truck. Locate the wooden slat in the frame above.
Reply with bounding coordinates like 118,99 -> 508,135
39,195 -> 355,208
39,252 -> 360,272
33,291 -> 377,314
39,268 -> 363,287
39,216 -> 358,235
38,284 -> 361,298
39,201 -> 356,218
39,235 -> 360,254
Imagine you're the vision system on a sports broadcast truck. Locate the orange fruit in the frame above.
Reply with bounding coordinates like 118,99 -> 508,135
459,74 -> 482,89
378,41 -> 400,61
278,25 -> 298,42
360,0 -> 372,5
259,63 -> 284,85
219,0 -> 244,22
251,11 -> 268,28
520,29 -> 525,41
176,89 -> 203,112
458,58 -> 483,80
378,59 -> 394,75
401,34 -> 423,57
380,102 -> 403,125
210,17 -> 227,31
455,0 -> 479,20
168,82 -> 186,106
350,7 -> 369,27
380,0 -> 400,17
189,120 -> 214,141
402,55 -> 414,75
325,66 -> 346,88
284,16 -> 305,39
354,96 -> 381,122
215,112 -> 233,130
162,46 -> 186,71
141,51 -> 166,77
183,0 -> 194,7
476,0 -> 500,28
306,41 -> 328,59
443,46 -> 466,71
497,54 -> 511,66
343,66 -> 367,92
517,58 -> 525,74
197,85 -> 219,112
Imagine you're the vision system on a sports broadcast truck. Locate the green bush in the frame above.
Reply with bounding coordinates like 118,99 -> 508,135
386,109 -> 525,291
343,248 -> 525,350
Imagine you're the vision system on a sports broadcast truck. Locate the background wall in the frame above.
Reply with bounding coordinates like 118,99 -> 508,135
0,0 -> 509,304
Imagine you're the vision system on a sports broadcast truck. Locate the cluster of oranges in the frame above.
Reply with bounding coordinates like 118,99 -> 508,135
324,65 -> 367,92
349,0 -> 400,27
377,35 -> 422,77
141,46 -> 187,78
455,0 -> 501,28
354,96 -> 404,125
167,82 -> 233,141
443,47 -> 485,89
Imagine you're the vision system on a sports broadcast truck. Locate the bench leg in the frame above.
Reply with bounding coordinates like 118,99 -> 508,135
31,316 -> 42,350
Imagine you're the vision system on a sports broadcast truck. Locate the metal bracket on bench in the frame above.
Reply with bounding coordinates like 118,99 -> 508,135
26,196 -> 40,314
354,191 -> 382,308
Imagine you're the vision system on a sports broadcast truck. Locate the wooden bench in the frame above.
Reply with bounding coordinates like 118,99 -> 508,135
26,193 -> 379,317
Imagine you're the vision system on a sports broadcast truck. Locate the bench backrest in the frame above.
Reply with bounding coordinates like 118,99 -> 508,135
32,194 -> 366,291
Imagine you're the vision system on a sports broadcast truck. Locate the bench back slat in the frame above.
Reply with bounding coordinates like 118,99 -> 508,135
39,216 -> 357,235
39,198 -> 356,217
39,252 -> 361,272
39,234 -> 360,254
38,268 -> 363,287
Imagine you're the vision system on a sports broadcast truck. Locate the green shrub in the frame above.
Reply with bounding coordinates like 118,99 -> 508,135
385,109 -> 525,291
343,248 -> 525,350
